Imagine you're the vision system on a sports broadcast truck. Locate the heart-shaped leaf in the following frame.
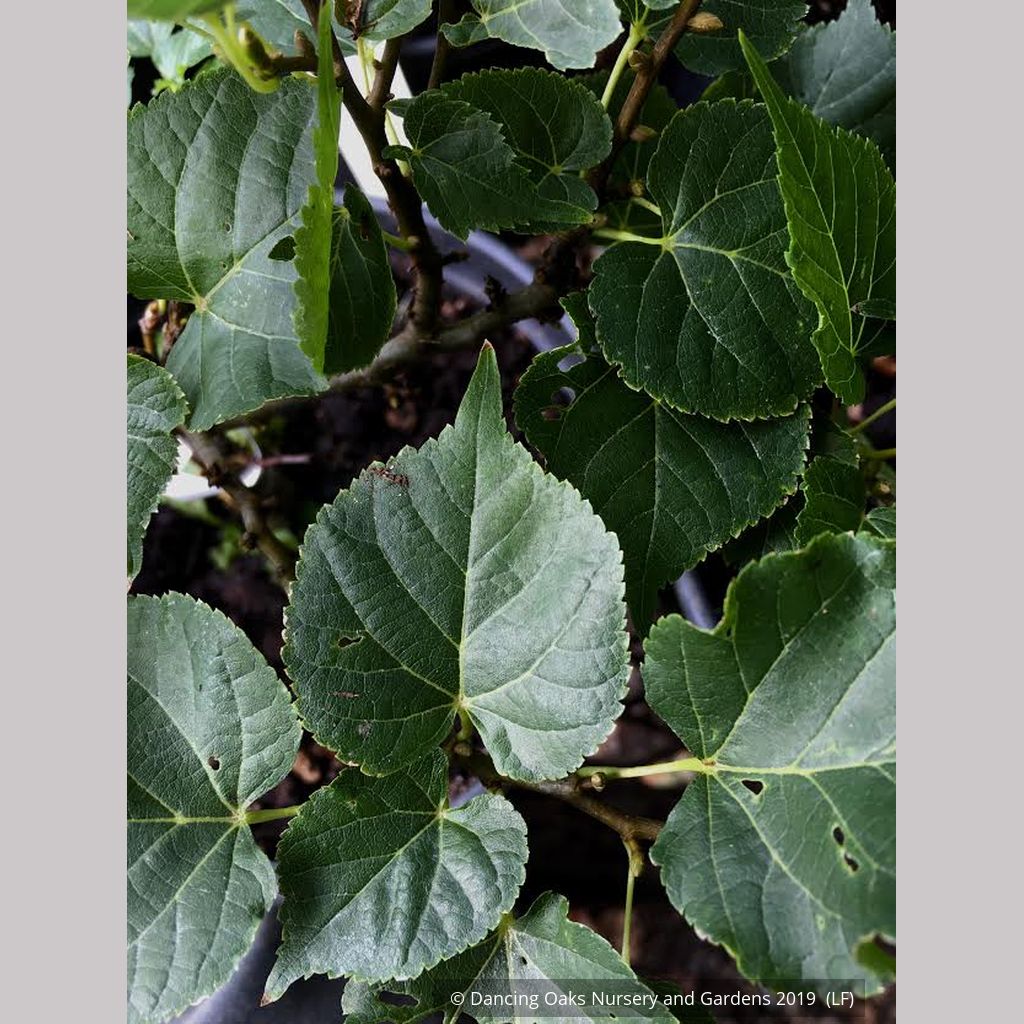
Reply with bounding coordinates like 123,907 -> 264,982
127,355 -> 188,580
128,67 -> 326,429
741,33 -> 896,404
127,593 -> 301,1024
514,296 -> 810,629
266,750 -> 528,997
589,100 -> 819,421
343,891 -> 676,1024
645,532 -> 895,992
442,0 -> 623,71
284,344 -> 629,782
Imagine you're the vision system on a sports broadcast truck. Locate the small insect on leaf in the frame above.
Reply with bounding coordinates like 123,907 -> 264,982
368,465 -> 410,487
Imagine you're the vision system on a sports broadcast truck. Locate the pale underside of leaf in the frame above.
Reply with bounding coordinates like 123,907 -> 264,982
127,68 -> 326,428
590,100 -> 819,421
645,533 -> 895,992
127,593 -> 300,1024
442,0 -> 623,71
284,345 -> 629,782
266,751 -> 528,996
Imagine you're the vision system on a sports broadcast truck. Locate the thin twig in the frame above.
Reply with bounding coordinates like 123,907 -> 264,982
179,429 -> 297,584
458,750 -> 663,843
367,37 -> 403,110
428,0 -> 457,90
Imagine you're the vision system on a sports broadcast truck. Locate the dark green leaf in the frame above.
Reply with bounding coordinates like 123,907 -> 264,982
127,67 -> 326,428
384,91 -> 592,241
440,68 -> 612,228
589,100 -> 819,421
645,533 -> 895,992
284,345 -> 629,782
860,505 -> 895,539
343,891 -> 675,1024
671,0 -> 807,75
266,751 -> 528,996
127,355 -> 188,580
794,453 -> 865,545
362,0 -> 433,39
324,185 -> 397,374
127,593 -> 301,1024
514,297 -> 809,629
741,33 -> 896,405
442,0 -> 623,71
293,5 -> 341,371
774,0 -> 895,169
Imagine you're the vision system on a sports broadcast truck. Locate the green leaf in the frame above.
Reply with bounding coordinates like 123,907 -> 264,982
127,593 -> 301,1024
439,68 -> 612,229
775,0 -> 895,169
645,533 -> 895,992
265,750 -> 527,997
128,19 -> 174,57
670,0 -> 807,76
292,4 -> 341,371
442,0 -> 623,71
741,33 -> 896,405
721,497 -> 801,567
589,100 -> 819,421
284,344 -> 629,782
860,505 -> 895,539
129,0 -> 225,18
233,1 -> 356,55
323,185 -> 397,374
127,67 -> 326,428
343,891 -> 675,1024
384,91 -> 592,241
127,355 -> 188,580
514,296 -> 810,629
362,0 -> 433,39
794,452 -> 865,545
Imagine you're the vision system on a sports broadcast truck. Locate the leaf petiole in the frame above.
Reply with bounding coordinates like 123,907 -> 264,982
245,804 -> 302,825
579,757 -> 710,781
849,397 -> 896,434
601,17 -> 648,110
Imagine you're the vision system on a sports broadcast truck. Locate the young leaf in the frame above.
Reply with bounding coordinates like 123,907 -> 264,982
442,0 -> 623,71
860,505 -> 896,539
775,0 -> 895,169
385,92 -> 593,240
128,67 -> 326,429
589,100 -> 819,421
362,0 -> 433,39
266,751 -> 528,997
440,68 -> 612,228
292,4 -> 341,371
127,593 -> 301,1024
741,33 -> 896,405
645,533 -> 896,992
324,185 -> 397,374
127,355 -> 188,581
342,892 -> 676,1024
514,298 -> 810,630
667,0 -> 807,75
284,344 -> 629,782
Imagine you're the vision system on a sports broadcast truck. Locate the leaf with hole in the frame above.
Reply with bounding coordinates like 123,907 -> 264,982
342,891 -> 675,1024
741,33 -> 896,405
645,532 -> 895,992
265,750 -> 528,997
127,67 -> 326,429
442,0 -> 623,71
589,100 -> 819,421
440,68 -> 612,230
284,345 -> 629,782
127,593 -> 301,1024
127,355 -> 188,580
514,296 -> 810,630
